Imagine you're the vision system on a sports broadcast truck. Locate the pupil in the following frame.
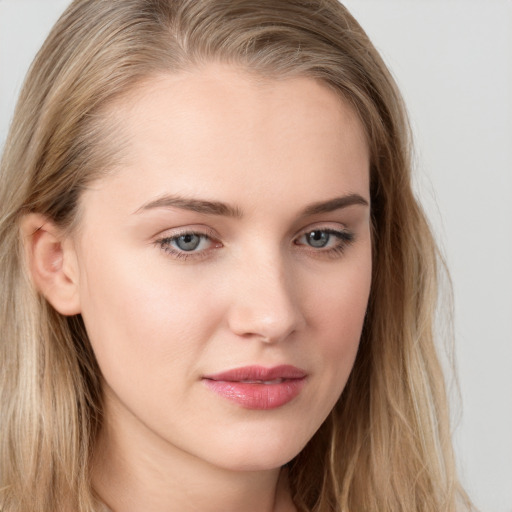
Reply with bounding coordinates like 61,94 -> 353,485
308,231 -> 329,248
177,234 -> 201,251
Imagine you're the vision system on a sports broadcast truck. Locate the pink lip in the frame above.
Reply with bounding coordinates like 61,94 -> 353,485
202,365 -> 307,410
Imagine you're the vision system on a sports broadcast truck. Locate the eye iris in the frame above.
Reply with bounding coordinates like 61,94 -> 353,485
307,230 -> 330,248
176,234 -> 201,251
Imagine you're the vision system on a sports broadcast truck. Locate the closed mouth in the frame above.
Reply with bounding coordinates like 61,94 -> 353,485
203,364 -> 307,383
202,365 -> 307,410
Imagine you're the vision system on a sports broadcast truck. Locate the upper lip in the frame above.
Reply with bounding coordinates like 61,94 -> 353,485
203,365 -> 307,382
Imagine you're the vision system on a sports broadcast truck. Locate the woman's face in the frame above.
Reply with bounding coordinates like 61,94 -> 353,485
71,64 -> 372,471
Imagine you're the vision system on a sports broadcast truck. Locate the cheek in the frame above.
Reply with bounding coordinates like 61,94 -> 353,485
76,246 -> 222,384
306,250 -> 371,377
285,254 -> 371,439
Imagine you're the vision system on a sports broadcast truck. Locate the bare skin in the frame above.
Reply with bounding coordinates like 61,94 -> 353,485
26,64 -> 371,512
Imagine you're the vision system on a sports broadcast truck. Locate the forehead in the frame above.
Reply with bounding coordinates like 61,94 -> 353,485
85,64 -> 370,216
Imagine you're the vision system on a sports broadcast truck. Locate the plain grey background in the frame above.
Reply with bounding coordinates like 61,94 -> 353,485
1,1 -> 511,511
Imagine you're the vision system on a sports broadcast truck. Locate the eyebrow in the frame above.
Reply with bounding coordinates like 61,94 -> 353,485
135,195 -> 243,217
135,193 -> 368,217
301,194 -> 369,215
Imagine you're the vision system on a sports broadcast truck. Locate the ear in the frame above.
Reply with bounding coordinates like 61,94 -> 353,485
20,213 -> 81,316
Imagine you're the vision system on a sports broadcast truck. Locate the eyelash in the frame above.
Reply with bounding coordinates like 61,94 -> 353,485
155,227 -> 355,261
294,228 -> 355,258
156,228 -> 220,261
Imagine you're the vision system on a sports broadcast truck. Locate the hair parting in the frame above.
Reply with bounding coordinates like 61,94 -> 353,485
0,1 -> 474,511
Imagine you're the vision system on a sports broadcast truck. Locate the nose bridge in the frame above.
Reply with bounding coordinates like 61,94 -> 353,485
227,243 -> 304,343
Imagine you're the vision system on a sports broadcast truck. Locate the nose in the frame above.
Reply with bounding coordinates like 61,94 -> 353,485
226,252 -> 306,344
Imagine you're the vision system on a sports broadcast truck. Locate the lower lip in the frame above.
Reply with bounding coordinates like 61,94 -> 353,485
203,378 -> 306,410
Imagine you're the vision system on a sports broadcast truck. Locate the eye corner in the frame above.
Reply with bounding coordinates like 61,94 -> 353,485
293,226 -> 356,258
154,228 -> 223,261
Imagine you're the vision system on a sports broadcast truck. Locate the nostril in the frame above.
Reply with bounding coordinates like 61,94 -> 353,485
225,258 -> 306,342
227,301 -> 304,344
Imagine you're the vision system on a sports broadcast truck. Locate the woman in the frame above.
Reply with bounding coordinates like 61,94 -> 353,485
0,1 -> 474,511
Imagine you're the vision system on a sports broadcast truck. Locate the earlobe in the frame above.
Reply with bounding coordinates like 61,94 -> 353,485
20,213 -> 81,316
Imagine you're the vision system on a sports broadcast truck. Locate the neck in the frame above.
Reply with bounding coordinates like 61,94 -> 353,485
91,397 -> 296,512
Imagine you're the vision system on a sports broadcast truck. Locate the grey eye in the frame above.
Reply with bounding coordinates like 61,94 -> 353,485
174,234 -> 202,251
306,230 -> 330,248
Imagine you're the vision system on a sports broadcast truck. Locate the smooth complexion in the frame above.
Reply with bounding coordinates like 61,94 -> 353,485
27,65 -> 372,512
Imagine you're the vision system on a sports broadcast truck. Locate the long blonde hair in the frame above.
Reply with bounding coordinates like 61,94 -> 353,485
0,1 -> 473,510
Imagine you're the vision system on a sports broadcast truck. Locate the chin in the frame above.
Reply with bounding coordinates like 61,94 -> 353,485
213,451 -> 298,473
197,426 -> 311,473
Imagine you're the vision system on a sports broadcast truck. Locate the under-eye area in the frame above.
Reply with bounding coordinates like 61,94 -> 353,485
0,0 -> 476,510
154,225 -> 356,262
